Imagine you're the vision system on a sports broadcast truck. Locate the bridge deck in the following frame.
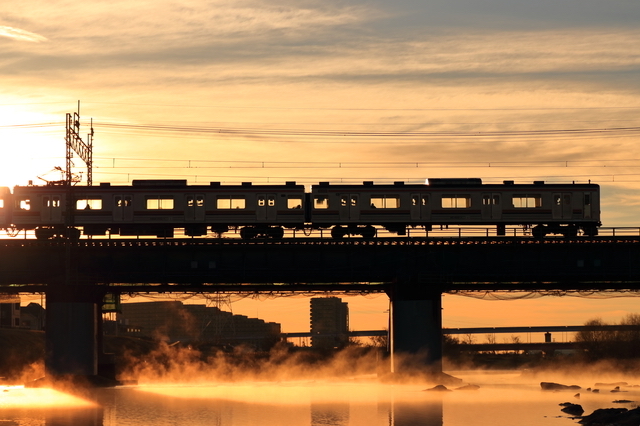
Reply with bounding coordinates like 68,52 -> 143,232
1,237 -> 639,293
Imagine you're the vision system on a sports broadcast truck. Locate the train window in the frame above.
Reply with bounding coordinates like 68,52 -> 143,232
146,197 -> 174,210
42,196 -> 61,208
314,197 -> 329,209
288,198 -> 303,209
186,195 -> 204,207
268,196 -> 276,207
19,199 -> 31,210
554,195 -> 561,206
0,199 -> 3,208
442,195 -> 471,208
512,195 -> 542,208
257,196 -> 265,207
371,196 -> 400,208
584,194 -> 591,205
412,195 -> 428,206
76,199 -> 103,210
217,197 -> 246,209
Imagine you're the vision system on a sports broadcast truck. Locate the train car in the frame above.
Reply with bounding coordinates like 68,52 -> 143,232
9,180 -> 306,239
3,178 -> 600,239
309,179 -> 600,238
0,187 -> 11,231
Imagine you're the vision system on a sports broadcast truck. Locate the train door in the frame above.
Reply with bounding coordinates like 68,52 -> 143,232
583,192 -> 594,219
338,194 -> 360,222
481,193 -> 502,220
113,194 -> 133,222
552,193 -> 572,220
41,194 -> 63,223
256,193 -> 277,221
185,194 -> 205,222
410,194 -> 430,221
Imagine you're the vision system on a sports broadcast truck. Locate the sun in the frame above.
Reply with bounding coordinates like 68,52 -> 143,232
0,107 -> 65,188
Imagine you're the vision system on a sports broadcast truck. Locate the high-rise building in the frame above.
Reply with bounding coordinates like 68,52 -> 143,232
310,297 -> 349,348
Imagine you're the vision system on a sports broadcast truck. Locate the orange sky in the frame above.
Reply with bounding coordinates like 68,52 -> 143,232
4,0 -> 640,332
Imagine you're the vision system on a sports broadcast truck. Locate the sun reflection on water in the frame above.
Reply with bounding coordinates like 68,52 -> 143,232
0,385 -> 96,408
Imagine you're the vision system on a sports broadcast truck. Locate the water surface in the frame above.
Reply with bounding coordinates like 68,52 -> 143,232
1,371 -> 637,425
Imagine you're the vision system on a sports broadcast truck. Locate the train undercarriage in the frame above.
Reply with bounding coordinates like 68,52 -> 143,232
22,221 -> 601,240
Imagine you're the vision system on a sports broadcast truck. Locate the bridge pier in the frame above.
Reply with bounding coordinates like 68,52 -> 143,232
42,285 -> 116,387
388,283 -> 443,376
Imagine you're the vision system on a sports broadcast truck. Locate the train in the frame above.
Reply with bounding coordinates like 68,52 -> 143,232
0,178 -> 601,239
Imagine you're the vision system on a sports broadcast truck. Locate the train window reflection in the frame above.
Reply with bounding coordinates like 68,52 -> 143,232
288,198 -> 303,209
442,195 -> 471,208
314,197 -> 328,209
371,196 -> 399,208
512,195 -> 542,208
217,197 -> 246,209
146,198 -> 174,210
76,199 -> 103,210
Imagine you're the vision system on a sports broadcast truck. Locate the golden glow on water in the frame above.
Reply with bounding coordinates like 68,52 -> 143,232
0,385 -> 95,408
137,380 -> 406,404
3,372 -> 640,425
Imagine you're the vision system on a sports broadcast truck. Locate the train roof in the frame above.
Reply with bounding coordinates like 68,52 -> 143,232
311,180 -> 599,189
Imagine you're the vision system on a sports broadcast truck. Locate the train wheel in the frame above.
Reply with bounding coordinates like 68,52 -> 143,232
532,226 -> 546,239
35,227 -> 54,240
331,226 -> 345,239
269,227 -> 284,239
362,225 -> 376,239
240,227 -> 255,240
67,227 -> 81,240
564,226 -> 579,238
583,226 -> 598,237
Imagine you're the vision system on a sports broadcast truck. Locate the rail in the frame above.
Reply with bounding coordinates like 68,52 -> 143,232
1,225 -> 640,241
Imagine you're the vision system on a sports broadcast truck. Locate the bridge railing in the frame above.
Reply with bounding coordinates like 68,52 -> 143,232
2,226 -> 640,240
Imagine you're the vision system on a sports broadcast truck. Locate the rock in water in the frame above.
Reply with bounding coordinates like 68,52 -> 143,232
560,404 -> 584,416
541,382 -> 581,391
423,385 -> 452,392
579,408 -> 633,425
455,384 -> 480,391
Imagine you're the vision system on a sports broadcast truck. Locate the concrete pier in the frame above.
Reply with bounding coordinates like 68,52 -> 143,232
388,283 -> 443,374
45,286 -> 99,378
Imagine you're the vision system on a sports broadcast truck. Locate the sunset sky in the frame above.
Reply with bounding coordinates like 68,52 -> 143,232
3,0 -> 640,333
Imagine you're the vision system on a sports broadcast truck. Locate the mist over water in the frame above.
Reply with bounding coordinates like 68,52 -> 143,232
4,345 -> 640,425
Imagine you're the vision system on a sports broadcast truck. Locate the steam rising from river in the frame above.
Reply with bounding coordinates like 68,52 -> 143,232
118,342 -> 388,384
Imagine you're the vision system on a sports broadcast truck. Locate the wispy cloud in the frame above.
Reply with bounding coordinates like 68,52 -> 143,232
0,25 -> 47,42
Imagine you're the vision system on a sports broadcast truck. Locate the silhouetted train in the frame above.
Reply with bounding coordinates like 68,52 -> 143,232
0,178 -> 600,239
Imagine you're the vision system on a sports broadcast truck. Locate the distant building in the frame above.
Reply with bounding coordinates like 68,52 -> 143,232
0,295 -> 20,328
310,297 -> 349,349
20,302 -> 45,330
118,301 -> 281,350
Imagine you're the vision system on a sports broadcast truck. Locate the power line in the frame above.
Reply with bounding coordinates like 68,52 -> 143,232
90,157 -> 640,169
95,122 -> 640,137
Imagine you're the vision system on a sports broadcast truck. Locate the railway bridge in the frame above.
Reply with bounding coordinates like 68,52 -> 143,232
1,236 -> 640,384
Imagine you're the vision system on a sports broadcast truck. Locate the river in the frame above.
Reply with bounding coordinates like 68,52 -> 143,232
1,370 -> 637,425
